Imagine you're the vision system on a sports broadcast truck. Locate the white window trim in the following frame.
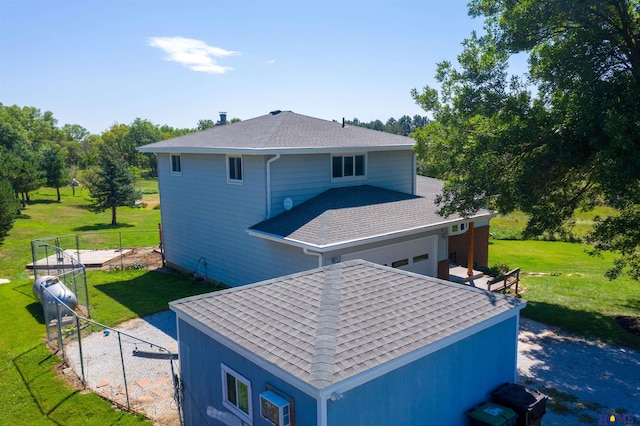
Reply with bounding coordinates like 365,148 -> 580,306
227,155 -> 243,184
170,154 -> 182,176
221,364 -> 253,424
331,153 -> 367,182
450,221 -> 469,236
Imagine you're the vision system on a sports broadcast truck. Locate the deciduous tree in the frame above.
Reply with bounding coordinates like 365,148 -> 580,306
412,0 -> 640,279
41,144 -> 70,202
0,176 -> 19,246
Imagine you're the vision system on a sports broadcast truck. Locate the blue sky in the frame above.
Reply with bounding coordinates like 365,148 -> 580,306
0,0 -> 491,134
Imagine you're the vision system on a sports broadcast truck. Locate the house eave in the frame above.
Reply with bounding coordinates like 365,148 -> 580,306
137,145 -> 415,155
246,210 -> 495,253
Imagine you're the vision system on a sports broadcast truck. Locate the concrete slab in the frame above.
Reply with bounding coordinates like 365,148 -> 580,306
26,249 -> 132,270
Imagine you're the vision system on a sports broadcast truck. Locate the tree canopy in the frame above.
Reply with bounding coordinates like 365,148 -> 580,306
412,0 -> 640,279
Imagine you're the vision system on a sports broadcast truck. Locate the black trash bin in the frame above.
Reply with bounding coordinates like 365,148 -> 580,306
491,383 -> 548,426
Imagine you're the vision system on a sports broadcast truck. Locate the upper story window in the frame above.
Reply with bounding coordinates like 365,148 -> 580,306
332,154 -> 366,180
170,154 -> 182,175
221,364 -> 253,424
227,155 -> 243,184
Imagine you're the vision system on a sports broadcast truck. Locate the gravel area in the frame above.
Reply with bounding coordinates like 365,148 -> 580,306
517,317 -> 640,425
66,311 -> 640,425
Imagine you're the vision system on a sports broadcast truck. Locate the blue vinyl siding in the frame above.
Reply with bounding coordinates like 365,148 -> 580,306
326,316 -> 518,426
178,319 -> 318,426
157,148 -> 416,286
269,151 -> 414,218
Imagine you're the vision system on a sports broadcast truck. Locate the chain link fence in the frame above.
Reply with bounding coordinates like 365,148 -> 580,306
31,231 -> 182,425
42,289 -> 182,425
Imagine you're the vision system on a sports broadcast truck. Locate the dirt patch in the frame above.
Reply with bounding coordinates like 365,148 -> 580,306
615,316 -> 640,337
101,247 -> 164,271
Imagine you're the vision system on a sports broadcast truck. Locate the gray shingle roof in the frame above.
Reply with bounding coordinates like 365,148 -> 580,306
170,260 -> 525,390
249,179 -> 488,249
138,111 -> 415,154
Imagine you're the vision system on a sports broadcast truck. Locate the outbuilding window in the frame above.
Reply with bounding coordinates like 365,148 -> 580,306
170,154 -> 182,175
227,155 -> 243,183
221,364 -> 252,423
332,154 -> 366,179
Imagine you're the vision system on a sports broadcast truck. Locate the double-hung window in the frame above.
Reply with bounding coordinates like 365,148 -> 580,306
227,155 -> 243,183
221,364 -> 252,423
332,154 -> 366,179
170,154 -> 182,175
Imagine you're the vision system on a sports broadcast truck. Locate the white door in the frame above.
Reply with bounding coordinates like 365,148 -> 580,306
341,236 -> 438,277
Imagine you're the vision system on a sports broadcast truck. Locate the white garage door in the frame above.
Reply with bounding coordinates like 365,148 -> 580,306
341,236 -> 438,277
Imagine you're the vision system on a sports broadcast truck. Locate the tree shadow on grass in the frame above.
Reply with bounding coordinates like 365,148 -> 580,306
26,199 -> 59,205
522,300 -> 640,351
72,223 -> 135,232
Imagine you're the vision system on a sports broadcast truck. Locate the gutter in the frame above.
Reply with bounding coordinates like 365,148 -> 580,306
303,247 -> 323,268
266,153 -> 281,219
246,210 -> 496,253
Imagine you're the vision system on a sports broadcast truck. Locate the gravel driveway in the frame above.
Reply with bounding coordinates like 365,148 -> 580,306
68,311 -> 640,425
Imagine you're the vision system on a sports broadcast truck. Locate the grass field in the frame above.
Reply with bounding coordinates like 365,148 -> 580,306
0,182 -> 220,425
1,181 -> 638,424
489,213 -> 640,351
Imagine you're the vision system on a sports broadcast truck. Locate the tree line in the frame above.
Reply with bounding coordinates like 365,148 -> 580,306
346,115 -> 428,136
0,105 -> 238,240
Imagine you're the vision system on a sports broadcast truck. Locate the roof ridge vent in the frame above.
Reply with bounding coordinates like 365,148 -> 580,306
270,110 -> 282,115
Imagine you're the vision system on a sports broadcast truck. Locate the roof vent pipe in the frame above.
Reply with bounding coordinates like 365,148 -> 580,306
342,117 -> 345,128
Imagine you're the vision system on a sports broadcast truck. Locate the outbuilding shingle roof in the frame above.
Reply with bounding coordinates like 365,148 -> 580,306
248,177 -> 490,249
137,111 -> 415,154
170,260 -> 525,390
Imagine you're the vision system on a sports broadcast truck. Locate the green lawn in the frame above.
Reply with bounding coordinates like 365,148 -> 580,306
488,236 -> 640,351
1,182 -> 639,423
0,182 -> 220,425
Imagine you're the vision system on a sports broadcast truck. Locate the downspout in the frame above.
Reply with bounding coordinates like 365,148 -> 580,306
266,153 -> 281,219
412,152 -> 417,195
304,247 -> 323,268
317,395 -> 328,426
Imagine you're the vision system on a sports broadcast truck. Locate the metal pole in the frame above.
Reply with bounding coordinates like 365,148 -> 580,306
75,233 -> 81,265
31,241 -> 38,280
76,314 -> 86,387
170,357 -> 184,426
56,302 -> 64,361
119,232 -> 124,270
117,332 -> 131,409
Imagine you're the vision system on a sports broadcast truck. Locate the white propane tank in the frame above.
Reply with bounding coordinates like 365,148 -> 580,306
33,275 -> 78,318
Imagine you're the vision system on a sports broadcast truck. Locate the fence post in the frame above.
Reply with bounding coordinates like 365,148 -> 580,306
75,233 -> 81,266
117,332 -> 131,409
170,358 -> 184,426
119,232 -> 124,270
31,240 -> 38,281
56,302 -> 64,361
76,315 -> 86,387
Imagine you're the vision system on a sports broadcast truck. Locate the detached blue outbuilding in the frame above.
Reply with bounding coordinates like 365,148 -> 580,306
170,260 -> 525,426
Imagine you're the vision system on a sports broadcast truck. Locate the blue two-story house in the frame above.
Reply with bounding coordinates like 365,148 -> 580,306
138,111 -> 492,287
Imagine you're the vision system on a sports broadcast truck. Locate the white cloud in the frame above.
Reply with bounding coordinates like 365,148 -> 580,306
264,59 -> 275,64
148,36 -> 241,74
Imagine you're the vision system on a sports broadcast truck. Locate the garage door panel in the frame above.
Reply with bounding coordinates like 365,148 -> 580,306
341,236 -> 437,277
